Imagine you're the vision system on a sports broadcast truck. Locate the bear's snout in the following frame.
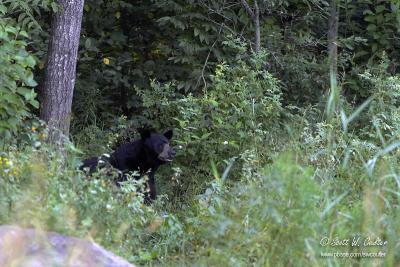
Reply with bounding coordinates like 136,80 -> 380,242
158,144 -> 176,162
168,148 -> 176,159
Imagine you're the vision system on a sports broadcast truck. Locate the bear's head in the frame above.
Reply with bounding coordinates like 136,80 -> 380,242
140,129 -> 176,163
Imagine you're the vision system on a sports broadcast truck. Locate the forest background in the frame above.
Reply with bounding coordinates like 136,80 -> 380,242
1,0 -> 400,266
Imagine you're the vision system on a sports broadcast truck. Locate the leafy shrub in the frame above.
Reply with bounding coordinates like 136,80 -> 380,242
3,138 -> 400,266
186,154 -> 322,266
0,143 -> 166,264
360,70 -> 400,141
148,148 -> 400,266
0,0 -> 57,147
133,59 -> 285,201
0,18 -> 39,144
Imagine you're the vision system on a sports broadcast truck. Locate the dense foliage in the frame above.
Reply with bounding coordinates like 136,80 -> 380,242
1,0 -> 400,266
0,2 -> 38,144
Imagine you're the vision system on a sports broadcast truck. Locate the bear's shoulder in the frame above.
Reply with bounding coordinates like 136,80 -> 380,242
110,139 -> 143,168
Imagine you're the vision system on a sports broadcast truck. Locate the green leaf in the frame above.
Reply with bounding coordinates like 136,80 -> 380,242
0,5 -> 7,15
347,97 -> 373,127
17,87 -> 32,97
26,55 -> 36,68
3,94 -> 20,105
25,75 -> 38,87
375,5 -> 386,13
51,2 -> 58,12
363,9 -> 374,15
85,38 -> 92,49
19,30 -> 29,38
30,99 -> 39,109
364,15 -> 375,22
371,43 -> 378,52
320,192 -> 348,219
5,25 -> 18,35
210,160 -> 220,180
201,132 -> 212,139
7,117 -> 18,127
366,24 -> 377,32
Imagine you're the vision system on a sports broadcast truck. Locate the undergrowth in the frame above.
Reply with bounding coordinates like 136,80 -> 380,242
1,63 -> 400,266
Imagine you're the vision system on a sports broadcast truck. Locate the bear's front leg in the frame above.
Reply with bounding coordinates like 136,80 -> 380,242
144,172 -> 157,204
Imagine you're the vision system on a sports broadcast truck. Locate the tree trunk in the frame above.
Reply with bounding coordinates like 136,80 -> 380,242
253,0 -> 260,53
40,0 -> 84,143
325,0 -> 339,120
328,0 -> 339,79
240,0 -> 261,53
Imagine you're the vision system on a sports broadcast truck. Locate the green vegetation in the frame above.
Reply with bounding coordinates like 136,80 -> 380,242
1,0 -> 400,266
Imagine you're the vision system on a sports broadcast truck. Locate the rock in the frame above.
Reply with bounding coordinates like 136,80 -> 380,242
0,225 -> 135,267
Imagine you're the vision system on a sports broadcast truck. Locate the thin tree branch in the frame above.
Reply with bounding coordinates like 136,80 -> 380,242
196,24 -> 224,92
240,0 -> 255,19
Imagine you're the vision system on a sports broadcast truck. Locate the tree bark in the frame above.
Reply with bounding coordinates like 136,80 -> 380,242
328,0 -> 339,79
40,0 -> 84,143
326,0 -> 339,120
240,0 -> 261,53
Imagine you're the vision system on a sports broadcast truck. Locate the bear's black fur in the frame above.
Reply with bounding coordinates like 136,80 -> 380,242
80,129 -> 175,203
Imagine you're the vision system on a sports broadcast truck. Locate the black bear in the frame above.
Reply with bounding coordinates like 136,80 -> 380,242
80,129 -> 176,203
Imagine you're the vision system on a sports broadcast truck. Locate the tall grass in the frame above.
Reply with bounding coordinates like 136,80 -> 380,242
1,67 -> 400,266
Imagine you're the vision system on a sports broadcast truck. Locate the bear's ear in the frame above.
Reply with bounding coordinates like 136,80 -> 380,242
138,129 -> 151,140
163,130 -> 173,140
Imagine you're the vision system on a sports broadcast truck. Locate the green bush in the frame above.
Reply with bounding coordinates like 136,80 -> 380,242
133,59 -> 285,201
361,70 -> 400,141
187,154 -> 322,266
0,143 -> 164,264
0,0 -> 56,147
0,18 -> 39,144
